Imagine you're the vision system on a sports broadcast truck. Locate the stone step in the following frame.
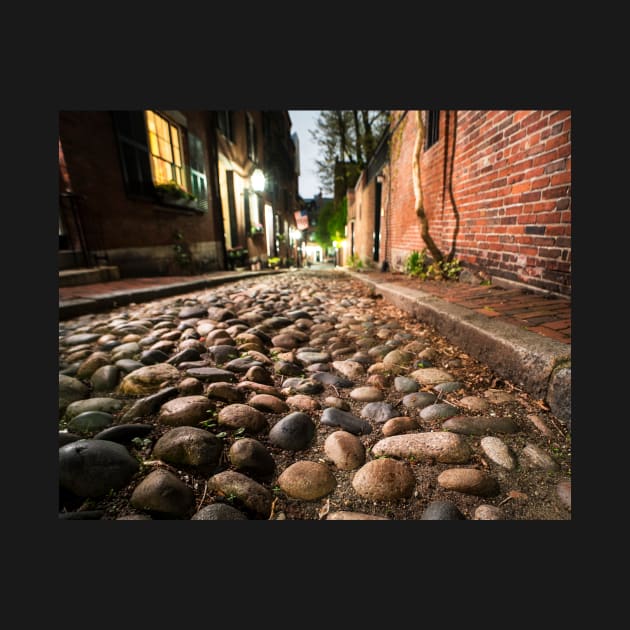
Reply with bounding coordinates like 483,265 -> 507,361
59,266 -> 120,287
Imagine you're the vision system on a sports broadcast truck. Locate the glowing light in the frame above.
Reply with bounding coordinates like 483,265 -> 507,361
251,169 -> 265,192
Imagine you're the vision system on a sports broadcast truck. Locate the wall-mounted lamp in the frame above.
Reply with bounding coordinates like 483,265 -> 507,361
251,168 -> 265,193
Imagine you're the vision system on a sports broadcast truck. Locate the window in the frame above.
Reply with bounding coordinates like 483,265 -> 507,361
113,110 -> 208,210
426,110 -> 440,148
217,111 -> 234,142
188,132 -> 208,211
145,110 -> 187,190
246,113 -> 257,162
112,111 -> 155,197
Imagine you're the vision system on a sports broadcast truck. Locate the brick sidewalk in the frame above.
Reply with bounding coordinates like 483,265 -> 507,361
362,273 -> 571,345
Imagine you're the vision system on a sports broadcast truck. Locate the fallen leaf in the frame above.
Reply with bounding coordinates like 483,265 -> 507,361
508,490 -> 528,501
318,499 -> 330,520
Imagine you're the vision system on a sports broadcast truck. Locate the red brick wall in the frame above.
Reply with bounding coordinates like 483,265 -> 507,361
383,110 -> 571,296
59,111 -> 223,275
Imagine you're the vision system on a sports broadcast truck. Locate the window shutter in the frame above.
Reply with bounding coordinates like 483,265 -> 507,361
111,111 -> 154,197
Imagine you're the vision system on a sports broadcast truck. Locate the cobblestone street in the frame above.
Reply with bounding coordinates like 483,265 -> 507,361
59,269 -> 571,520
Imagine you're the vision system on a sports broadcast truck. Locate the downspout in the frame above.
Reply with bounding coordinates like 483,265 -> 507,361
207,111 -> 228,270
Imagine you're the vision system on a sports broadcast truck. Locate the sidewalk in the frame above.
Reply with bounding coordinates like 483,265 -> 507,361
59,269 -> 285,320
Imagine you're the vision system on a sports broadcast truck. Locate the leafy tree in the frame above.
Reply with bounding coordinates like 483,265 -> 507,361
310,110 -> 389,195
313,198 -> 347,249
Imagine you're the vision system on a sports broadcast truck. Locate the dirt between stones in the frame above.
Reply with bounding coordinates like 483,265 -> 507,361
59,271 -> 571,521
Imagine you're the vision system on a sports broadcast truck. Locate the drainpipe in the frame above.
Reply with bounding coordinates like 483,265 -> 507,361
207,111 -> 228,270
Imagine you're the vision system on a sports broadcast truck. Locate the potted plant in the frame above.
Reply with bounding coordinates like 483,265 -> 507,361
155,181 -> 196,207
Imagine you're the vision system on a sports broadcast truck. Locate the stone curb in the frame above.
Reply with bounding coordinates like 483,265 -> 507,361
345,271 -> 571,428
59,269 -> 287,320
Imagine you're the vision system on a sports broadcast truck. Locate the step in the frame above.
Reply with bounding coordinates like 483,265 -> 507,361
58,266 -> 120,287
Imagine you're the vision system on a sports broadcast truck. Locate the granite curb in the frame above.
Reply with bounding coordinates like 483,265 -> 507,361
58,269 -> 286,320
345,271 -> 571,428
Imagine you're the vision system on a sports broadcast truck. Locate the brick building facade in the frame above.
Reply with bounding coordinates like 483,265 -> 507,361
348,110 -> 571,297
59,110 -> 298,277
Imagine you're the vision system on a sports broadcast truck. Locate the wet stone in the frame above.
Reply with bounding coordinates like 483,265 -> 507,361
352,458 -> 415,501
90,365 -> 120,392
64,333 -> 101,346
434,381 -> 464,394
332,360 -> 365,380
321,407 -> 372,435
177,377 -> 204,395
360,401 -> 398,424
519,443 -> 560,472
326,511 -> 390,520
76,352 -> 111,379
192,504 -> 248,520
67,411 -> 114,435
217,404 -> 268,435
119,363 -> 180,395
65,397 -> 124,420
296,351 -> 330,365
206,344 -> 240,364
152,426 -> 223,475
474,505 -> 504,520
401,392 -> 436,409
178,305 -> 208,319
59,439 -> 139,498
394,377 -> 419,393
285,394 -> 320,413
324,397 -> 350,411
277,461 -> 336,501
350,386 -> 384,403
274,361 -> 303,377
115,359 -> 145,374
480,436 -> 516,470
411,368 -> 455,385
130,468 -> 195,518
420,403 -> 459,422
323,431 -> 366,470
268,412 -> 316,451
228,438 -> 276,480
421,501 -> 466,520
442,415 -> 519,435
371,432 -> 472,464
437,468 -> 500,497
311,372 -> 354,388
157,395 -> 212,427
93,423 -> 152,444
120,386 -> 179,422
186,367 -> 237,382
248,394 -> 289,414
59,374 -> 90,415
382,416 -> 419,437
207,470 -> 272,518
140,349 -> 171,365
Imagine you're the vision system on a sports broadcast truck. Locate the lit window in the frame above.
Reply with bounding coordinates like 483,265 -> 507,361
145,110 -> 187,190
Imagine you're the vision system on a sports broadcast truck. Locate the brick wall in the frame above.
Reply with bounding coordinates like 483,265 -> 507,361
382,110 -> 571,296
59,111 -> 224,276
